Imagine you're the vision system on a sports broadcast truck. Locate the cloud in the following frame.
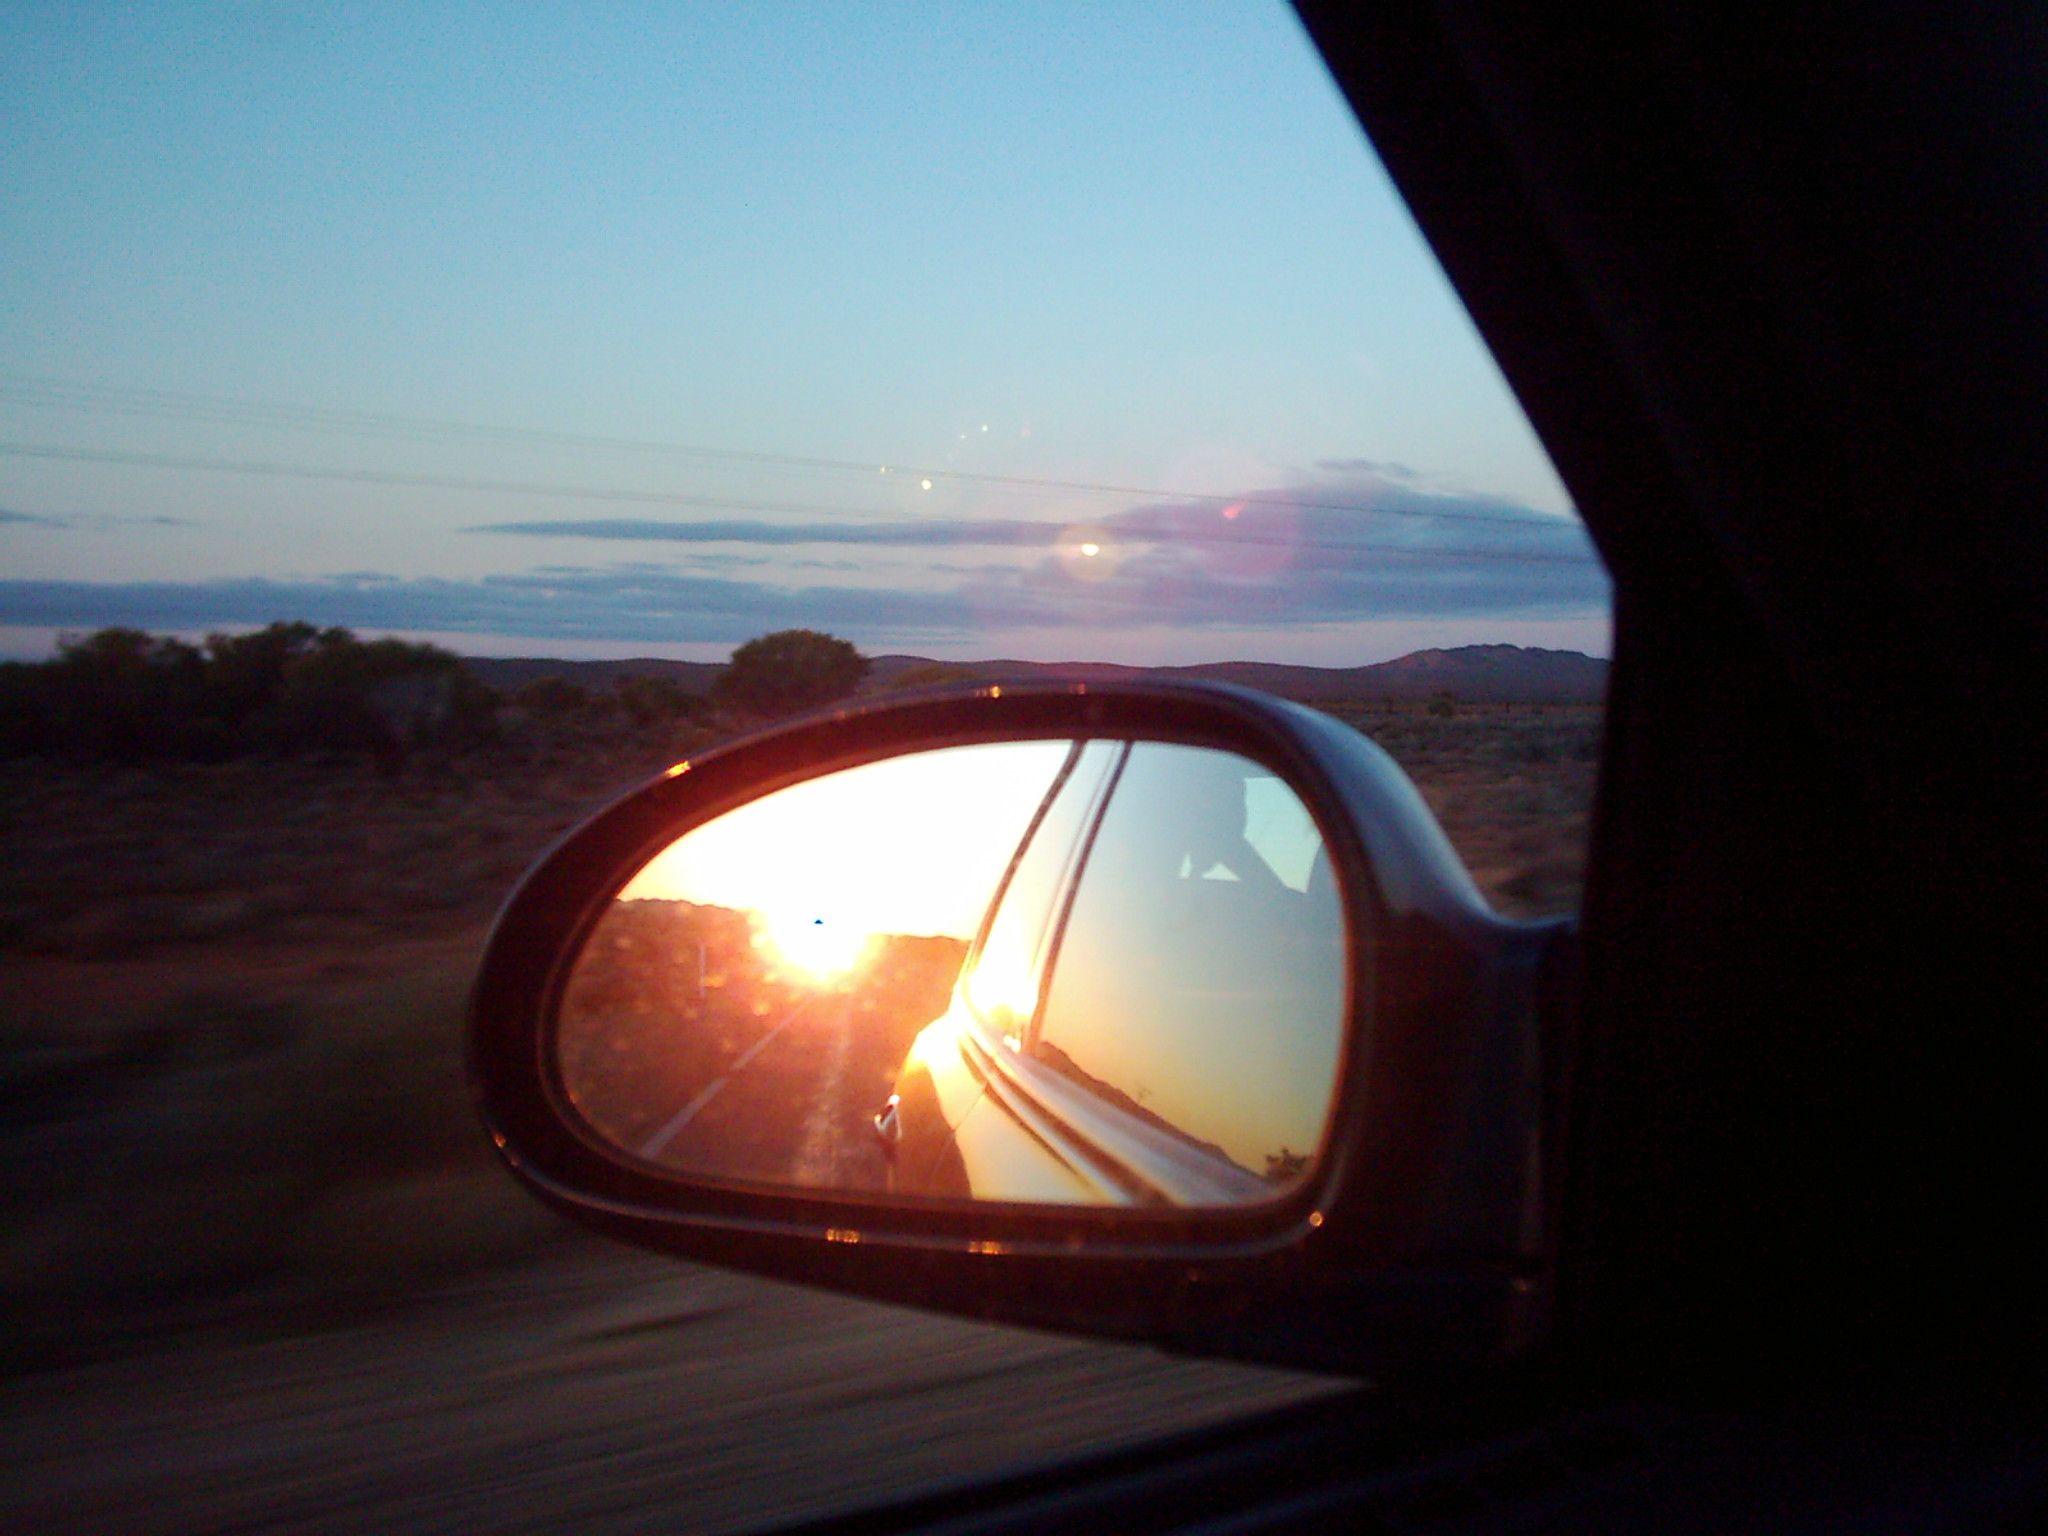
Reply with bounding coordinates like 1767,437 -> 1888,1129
0,570 -> 1020,645
470,516 -> 1067,548
0,540 -> 1605,647
1090,478 -> 1594,573
469,469 -> 1585,555
1315,457 -> 1419,480
925,559 -> 1033,577
0,470 -> 1607,646
966,470 -> 1608,627
0,508 -> 197,530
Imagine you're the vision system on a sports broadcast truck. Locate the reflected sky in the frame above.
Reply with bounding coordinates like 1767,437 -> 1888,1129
1030,743 -> 1346,1175
621,740 -> 1071,946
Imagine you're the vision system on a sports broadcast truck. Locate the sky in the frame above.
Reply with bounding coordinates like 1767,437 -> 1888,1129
0,2 -> 1609,666
622,739 -> 1070,950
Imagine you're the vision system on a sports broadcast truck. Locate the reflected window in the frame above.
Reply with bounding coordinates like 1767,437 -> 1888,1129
1243,774 -> 1326,893
964,740 -> 1120,1041
1032,744 -> 1346,1181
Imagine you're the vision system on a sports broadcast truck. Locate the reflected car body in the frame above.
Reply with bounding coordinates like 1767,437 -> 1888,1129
880,738 -> 1347,1208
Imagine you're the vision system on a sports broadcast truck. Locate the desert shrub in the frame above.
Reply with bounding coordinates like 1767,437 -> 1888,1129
0,622 -> 496,765
235,627 -> 489,761
0,661 -> 52,757
36,628 -> 221,761
887,662 -> 981,691
616,673 -> 703,726
202,621 -> 324,731
513,675 -> 590,719
426,668 -> 502,748
714,629 -> 869,718
1426,690 -> 1459,718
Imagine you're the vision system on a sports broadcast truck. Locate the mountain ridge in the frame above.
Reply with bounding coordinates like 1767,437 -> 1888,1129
465,643 -> 1608,705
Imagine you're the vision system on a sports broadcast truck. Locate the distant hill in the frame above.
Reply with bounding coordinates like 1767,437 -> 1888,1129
868,644 -> 1609,703
465,656 -> 725,696
466,644 -> 1608,705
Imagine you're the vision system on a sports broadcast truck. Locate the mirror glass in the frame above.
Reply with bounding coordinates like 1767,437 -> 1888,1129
556,739 -> 1348,1208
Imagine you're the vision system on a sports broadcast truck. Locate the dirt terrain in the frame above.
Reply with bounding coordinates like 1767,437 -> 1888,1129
0,702 -> 1599,1533
562,900 -> 963,1189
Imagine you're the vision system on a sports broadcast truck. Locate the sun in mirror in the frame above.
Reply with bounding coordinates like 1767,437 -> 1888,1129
624,742 -> 1067,988
557,739 -> 1348,1208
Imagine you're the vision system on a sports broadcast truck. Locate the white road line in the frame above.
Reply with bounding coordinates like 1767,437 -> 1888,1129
790,994 -> 856,1187
638,996 -> 813,1160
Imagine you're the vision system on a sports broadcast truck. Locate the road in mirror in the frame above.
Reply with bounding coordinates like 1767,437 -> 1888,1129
556,739 -> 1349,1208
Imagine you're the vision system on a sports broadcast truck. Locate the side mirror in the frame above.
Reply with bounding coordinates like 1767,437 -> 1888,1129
469,682 -> 1564,1375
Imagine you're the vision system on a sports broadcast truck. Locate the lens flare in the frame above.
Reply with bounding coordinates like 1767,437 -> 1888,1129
754,907 -> 873,984
1057,524 -> 1115,582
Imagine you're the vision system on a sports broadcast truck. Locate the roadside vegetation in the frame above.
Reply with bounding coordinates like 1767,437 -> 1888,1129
0,621 -> 878,775
713,627 -> 869,719
0,622 -> 498,767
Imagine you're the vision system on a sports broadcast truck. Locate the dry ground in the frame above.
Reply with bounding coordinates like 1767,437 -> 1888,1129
0,702 -> 1599,1533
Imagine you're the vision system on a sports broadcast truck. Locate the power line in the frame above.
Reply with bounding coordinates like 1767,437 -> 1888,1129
0,439 -> 1601,566
0,440 -> 943,523
0,371 -> 1589,535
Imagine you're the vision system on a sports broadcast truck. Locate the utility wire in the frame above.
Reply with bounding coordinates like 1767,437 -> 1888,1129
0,439 -> 1600,566
0,372 -> 1589,536
0,440 -> 953,523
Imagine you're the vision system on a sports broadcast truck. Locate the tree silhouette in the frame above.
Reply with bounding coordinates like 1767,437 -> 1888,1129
714,629 -> 868,718
0,621 -> 489,763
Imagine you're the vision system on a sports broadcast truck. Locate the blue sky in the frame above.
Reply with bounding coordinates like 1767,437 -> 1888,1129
0,2 -> 1606,664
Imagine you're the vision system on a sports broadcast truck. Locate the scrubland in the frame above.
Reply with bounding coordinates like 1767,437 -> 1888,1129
1326,701 -> 1603,920
0,700 -> 1600,1532
3,727 -> 705,1369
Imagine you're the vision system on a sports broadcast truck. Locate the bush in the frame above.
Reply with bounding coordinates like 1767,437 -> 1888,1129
203,621 -> 325,732
0,621 -> 494,764
38,628 -> 216,760
616,674 -> 704,726
513,675 -> 589,720
0,660 -> 53,757
887,662 -> 982,691
714,629 -> 869,718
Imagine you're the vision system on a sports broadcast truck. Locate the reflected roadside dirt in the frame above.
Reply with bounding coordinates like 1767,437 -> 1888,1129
560,900 -> 965,1190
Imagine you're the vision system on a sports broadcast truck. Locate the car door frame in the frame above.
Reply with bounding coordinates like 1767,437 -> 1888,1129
1293,0 -> 2047,1380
